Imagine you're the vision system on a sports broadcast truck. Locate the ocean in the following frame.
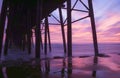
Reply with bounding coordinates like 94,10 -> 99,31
1,43 -> 120,60
49,43 -> 120,57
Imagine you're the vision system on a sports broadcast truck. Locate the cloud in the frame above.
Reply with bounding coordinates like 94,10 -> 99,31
49,25 -> 64,43
42,0 -> 120,43
97,13 -> 120,32
115,33 -> 120,36
49,10 -> 120,43
96,12 -> 120,43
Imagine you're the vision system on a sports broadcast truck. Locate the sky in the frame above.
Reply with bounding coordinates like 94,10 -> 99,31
0,0 -> 120,44
49,0 -> 120,43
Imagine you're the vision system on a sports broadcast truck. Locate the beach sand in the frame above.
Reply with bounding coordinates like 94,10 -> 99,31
0,53 -> 120,78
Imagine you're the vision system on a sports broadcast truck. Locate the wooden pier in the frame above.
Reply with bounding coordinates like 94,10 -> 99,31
0,0 -> 99,64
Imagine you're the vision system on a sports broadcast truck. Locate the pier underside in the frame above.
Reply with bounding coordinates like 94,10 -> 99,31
0,0 -> 99,63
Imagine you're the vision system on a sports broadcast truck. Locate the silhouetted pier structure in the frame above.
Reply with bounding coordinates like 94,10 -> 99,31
0,0 -> 99,63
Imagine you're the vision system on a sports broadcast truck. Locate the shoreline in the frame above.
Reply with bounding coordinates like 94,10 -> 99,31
0,54 -> 120,78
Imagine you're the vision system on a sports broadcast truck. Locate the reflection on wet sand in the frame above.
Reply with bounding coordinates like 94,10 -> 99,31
1,54 -> 120,78
53,57 -> 73,78
92,56 -> 98,78
0,67 -> 4,78
6,65 -> 41,78
0,57 -> 98,78
67,57 -> 72,78
92,70 -> 96,78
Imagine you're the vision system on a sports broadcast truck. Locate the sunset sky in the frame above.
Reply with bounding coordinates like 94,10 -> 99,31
0,0 -> 120,44
49,0 -> 120,43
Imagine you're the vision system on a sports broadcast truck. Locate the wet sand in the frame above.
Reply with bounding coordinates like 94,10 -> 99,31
0,54 -> 120,78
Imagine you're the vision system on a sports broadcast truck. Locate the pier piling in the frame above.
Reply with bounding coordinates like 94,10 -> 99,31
0,0 -> 7,57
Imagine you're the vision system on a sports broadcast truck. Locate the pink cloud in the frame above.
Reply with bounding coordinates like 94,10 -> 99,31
48,10 -> 120,43
96,13 -> 120,43
97,13 -> 120,32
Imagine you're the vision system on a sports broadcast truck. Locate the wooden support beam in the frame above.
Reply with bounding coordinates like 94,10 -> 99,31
4,28 -> 9,56
26,10 -> 32,54
22,36 -> 26,51
4,12 -> 11,56
67,0 -> 72,75
35,0 -> 42,58
40,31 -> 43,50
47,20 -> 52,52
59,7 -> 67,55
67,0 -> 72,57
62,8 -> 88,13
44,17 -> 48,55
88,0 -> 99,64
35,25 -> 40,58
0,0 -> 7,57
79,0 -> 89,10
27,30 -> 32,54
64,16 -> 89,26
